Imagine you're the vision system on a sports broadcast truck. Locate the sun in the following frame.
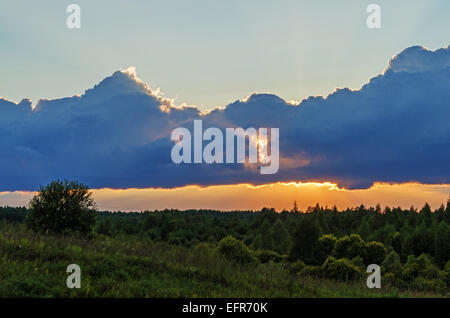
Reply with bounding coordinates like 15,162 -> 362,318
256,138 -> 268,149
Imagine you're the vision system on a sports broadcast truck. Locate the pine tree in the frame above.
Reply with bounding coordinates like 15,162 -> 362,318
445,194 -> 450,223
258,220 -> 274,250
271,219 -> 291,254
292,200 -> 299,213
290,217 -> 320,263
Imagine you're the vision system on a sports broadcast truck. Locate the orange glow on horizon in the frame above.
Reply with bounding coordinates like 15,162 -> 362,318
1,181 -> 450,212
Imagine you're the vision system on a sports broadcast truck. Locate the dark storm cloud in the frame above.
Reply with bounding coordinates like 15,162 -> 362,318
1,46 -> 449,191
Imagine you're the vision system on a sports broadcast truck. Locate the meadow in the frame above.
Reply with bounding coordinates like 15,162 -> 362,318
0,203 -> 448,298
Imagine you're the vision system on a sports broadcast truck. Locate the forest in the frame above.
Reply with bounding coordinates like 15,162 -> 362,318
0,198 -> 449,297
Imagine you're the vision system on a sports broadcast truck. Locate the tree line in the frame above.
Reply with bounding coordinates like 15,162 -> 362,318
0,180 -> 449,293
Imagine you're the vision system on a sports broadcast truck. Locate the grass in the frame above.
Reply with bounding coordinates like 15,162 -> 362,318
0,223 -> 444,298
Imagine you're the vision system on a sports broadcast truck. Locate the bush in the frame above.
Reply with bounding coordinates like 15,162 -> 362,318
401,254 -> 440,281
299,265 -> 322,278
26,180 -> 97,235
255,249 -> 283,264
350,256 -> 365,269
317,234 -> 337,264
217,236 -> 256,264
383,272 -> 397,286
333,234 -> 365,260
322,256 -> 361,281
444,260 -> 450,288
412,276 -> 446,293
289,260 -> 306,274
365,241 -> 387,265
381,251 -> 402,276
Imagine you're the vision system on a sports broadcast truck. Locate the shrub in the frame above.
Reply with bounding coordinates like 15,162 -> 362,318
381,251 -> 402,276
350,256 -> 365,269
26,180 -> 96,235
333,234 -> 365,260
383,272 -> 397,286
190,242 -> 221,268
322,256 -> 361,281
401,254 -> 440,281
317,234 -> 337,264
365,241 -> 387,265
289,260 -> 306,274
217,236 -> 256,264
299,265 -> 322,278
444,260 -> 450,288
255,249 -> 283,264
412,276 -> 446,293
96,218 -> 113,236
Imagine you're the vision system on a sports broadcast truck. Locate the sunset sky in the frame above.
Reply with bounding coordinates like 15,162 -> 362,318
2,182 -> 450,212
1,1 -> 450,211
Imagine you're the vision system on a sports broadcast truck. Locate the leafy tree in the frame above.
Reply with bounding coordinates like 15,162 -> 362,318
388,231 -> 402,255
357,218 -> 371,240
96,218 -> 113,236
434,222 -> 450,267
370,224 -> 395,245
365,241 -> 387,265
26,180 -> 96,235
401,254 -> 440,281
317,234 -> 337,264
410,223 -> 434,256
289,217 -> 320,263
258,220 -> 274,250
444,260 -> 450,289
401,232 -> 415,262
271,219 -> 291,254
333,234 -> 365,260
381,250 -> 402,276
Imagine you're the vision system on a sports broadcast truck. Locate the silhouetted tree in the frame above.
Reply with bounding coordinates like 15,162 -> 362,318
292,200 -> 299,213
26,180 -> 96,235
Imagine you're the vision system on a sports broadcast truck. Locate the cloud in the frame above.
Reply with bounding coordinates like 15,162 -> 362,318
386,45 -> 450,73
0,45 -> 450,191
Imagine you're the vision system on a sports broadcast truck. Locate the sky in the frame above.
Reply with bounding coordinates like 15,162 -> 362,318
1,1 -> 450,211
1,0 -> 449,109
3,182 -> 450,212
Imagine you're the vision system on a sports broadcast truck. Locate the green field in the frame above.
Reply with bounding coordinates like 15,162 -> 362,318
0,204 -> 449,298
0,224 -> 442,297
